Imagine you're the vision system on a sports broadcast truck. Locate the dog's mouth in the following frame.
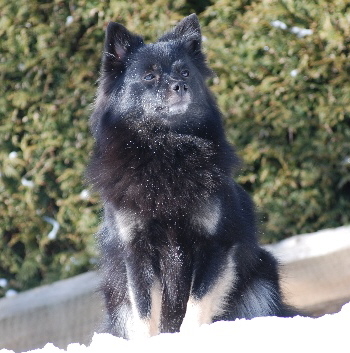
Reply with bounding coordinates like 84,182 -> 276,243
168,101 -> 190,114
154,101 -> 190,116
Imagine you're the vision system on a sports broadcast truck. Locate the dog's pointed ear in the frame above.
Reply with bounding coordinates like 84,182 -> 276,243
158,14 -> 202,52
159,14 -> 212,77
102,22 -> 144,74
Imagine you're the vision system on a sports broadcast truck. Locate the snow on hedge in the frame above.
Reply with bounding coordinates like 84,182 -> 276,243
1,302 -> 349,353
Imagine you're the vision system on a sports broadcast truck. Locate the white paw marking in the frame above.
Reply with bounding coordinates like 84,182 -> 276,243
126,280 -> 162,339
180,255 -> 236,332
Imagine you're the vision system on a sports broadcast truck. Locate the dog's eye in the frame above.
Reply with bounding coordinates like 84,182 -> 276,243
181,69 -> 190,77
144,73 -> 156,81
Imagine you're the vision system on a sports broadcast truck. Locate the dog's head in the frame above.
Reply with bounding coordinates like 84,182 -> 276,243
92,14 -> 219,136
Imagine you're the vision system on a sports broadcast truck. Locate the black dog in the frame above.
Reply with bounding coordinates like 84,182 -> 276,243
87,14 -> 295,339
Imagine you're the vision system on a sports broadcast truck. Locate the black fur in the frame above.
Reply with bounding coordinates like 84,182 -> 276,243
87,14 -> 296,339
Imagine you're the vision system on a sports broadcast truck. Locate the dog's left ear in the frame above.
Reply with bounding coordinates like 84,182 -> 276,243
158,14 -> 202,54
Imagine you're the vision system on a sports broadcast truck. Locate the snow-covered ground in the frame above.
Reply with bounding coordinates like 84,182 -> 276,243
1,302 -> 349,353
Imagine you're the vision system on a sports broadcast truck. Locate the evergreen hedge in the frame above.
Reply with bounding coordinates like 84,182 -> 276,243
1,0 -> 349,296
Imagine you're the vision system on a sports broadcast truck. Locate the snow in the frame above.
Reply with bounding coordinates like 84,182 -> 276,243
43,216 -> 60,240
270,20 -> 287,30
1,302 -> 349,353
264,225 -> 350,263
79,190 -> 90,200
290,26 -> 313,38
66,16 -> 74,26
21,178 -> 34,188
0,278 -> 18,298
270,21 -> 313,38
8,152 -> 18,159
290,69 -> 298,77
342,156 -> 350,165
4,289 -> 18,298
0,279 -> 8,288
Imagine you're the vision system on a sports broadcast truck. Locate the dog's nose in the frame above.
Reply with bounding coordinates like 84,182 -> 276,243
172,82 -> 188,96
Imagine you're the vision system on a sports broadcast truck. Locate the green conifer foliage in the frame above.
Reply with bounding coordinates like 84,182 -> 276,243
202,0 -> 350,241
1,0 -> 349,295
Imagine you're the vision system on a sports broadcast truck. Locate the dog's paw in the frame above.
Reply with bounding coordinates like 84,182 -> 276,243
180,297 -> 208,333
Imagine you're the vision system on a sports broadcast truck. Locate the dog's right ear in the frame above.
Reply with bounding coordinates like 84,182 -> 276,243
102,22 -> 144,75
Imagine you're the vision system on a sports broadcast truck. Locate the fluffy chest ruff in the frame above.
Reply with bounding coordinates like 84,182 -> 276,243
88,116 -> 226,219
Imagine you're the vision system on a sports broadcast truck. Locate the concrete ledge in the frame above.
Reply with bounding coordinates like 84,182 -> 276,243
279,246 -> 350,313
1,226 -> 349,352
0,272 -> 104,352
265,225 -> 350,315
0,272 -> 100,320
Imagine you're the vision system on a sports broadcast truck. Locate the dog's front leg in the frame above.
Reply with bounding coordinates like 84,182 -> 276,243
180,253 -> 236,332
125,255 -> 162,339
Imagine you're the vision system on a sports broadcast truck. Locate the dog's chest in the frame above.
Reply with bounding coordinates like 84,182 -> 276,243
113,131 -> 223,218
113,197 -> 221,244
